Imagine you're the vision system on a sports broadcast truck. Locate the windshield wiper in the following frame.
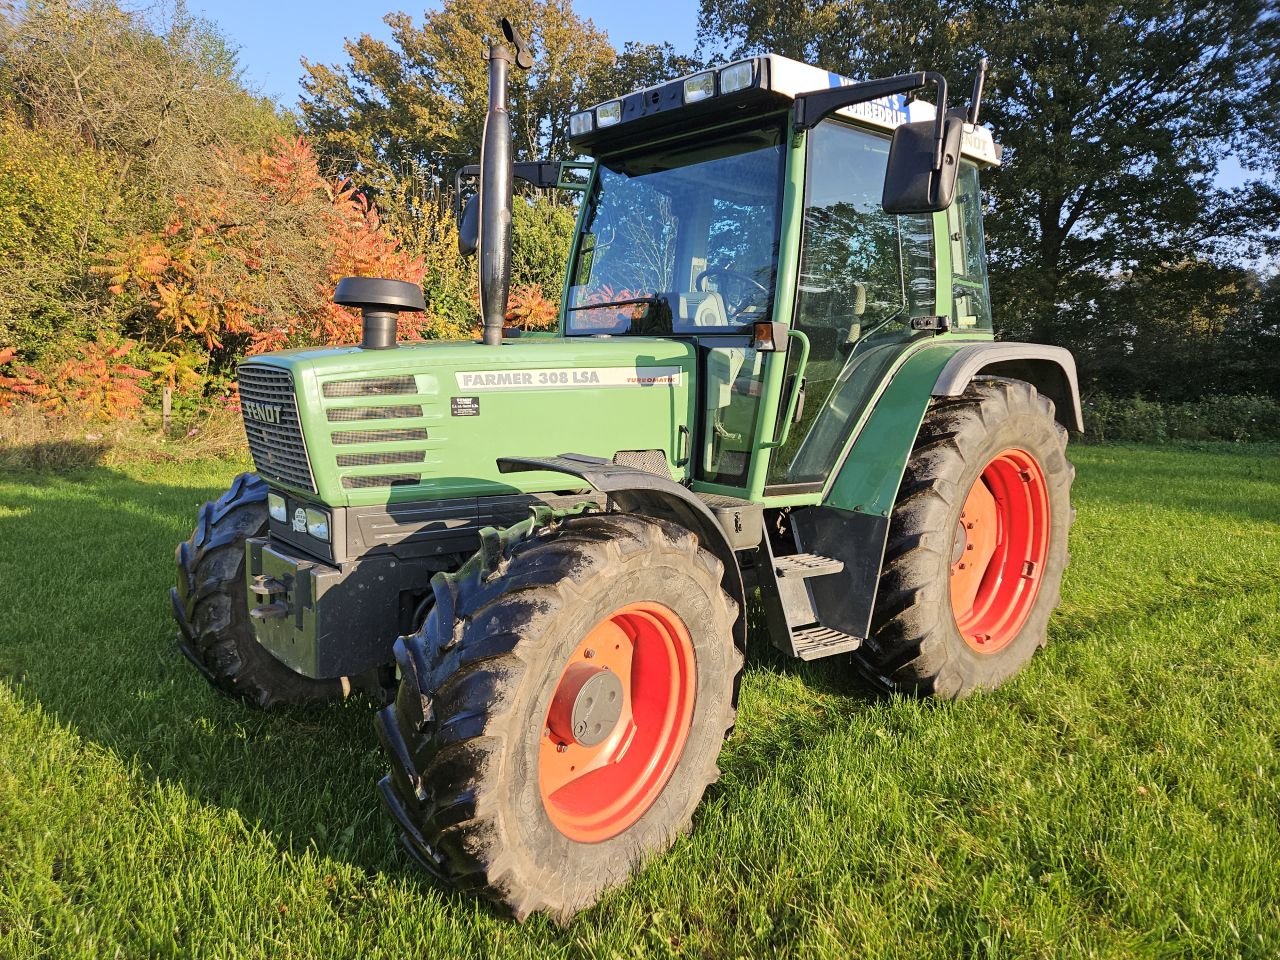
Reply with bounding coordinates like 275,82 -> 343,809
566,295 -> 661,312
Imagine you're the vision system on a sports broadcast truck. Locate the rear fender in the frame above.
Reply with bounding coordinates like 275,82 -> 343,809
804,340 -> 1079,641
933,343 -> 1083,431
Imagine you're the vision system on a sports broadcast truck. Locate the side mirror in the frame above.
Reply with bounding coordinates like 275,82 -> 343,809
458,194 -> 479,256
882,113 -> 965,214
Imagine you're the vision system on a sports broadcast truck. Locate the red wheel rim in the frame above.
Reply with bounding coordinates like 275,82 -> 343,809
538,601 -> 696,843
950,448 -> 1050,654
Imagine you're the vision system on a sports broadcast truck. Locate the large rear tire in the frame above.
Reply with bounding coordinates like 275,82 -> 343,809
172,473 -> 344,709
377,512 -> 741,920
855,378 -> 1074,698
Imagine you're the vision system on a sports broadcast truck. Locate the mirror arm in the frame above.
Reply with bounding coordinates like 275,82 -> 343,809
454,160 -> 591,218
794,72 -> 948,138
794,71 -> 948,172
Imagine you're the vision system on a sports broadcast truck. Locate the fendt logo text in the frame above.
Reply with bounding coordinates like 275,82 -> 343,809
243,400 -> 284,425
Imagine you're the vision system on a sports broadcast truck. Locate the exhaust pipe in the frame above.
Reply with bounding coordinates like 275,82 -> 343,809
479,18 -> 533,346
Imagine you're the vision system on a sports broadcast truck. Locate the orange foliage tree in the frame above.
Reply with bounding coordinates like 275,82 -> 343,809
101,137 -> 429,362
505,284 -> 559,331
0,347 -> 51,411
48,340 -> 150,419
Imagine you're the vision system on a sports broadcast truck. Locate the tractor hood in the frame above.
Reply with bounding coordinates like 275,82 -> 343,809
235,337 -> 696,508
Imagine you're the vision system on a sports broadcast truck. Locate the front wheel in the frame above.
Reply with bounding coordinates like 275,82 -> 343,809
172,473 -> 344,709
855,378 -> 1075,698
377,512 -> 741,920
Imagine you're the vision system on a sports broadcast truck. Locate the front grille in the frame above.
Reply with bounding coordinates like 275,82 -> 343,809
326,405 -> 422,422
237,364 -> 316,492
332,428 -> 429,445
322,376 -> 417,398
341,473 -> 421,489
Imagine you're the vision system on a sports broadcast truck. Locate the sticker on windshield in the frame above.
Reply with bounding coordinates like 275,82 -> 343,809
454,366 -> 683,391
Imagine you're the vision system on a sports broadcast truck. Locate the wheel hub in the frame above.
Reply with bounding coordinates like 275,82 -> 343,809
547,663 -> 624,747
538,601 -> 697,843
949,448 -> 1050,654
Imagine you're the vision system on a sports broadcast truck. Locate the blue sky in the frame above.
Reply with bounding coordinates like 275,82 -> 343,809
197,1 -> 1255,197
195,1 -> 700,107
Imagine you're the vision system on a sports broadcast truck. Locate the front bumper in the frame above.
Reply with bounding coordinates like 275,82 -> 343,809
245,537 -> 422,679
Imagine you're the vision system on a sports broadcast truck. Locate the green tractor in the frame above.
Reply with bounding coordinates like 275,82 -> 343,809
172,20 -> 1078,919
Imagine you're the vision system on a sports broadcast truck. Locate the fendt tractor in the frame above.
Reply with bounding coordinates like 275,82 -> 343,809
172,19 -> 1078,919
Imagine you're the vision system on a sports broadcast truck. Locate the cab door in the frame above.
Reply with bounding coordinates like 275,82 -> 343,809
764,119 -> 939,493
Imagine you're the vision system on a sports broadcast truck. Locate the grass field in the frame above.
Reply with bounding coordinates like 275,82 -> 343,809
1,442 -> 1278,958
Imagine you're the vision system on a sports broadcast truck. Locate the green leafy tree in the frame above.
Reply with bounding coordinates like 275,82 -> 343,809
1,0 -> 288,220
697,0 -> 1280,397
0,116 -> 117,347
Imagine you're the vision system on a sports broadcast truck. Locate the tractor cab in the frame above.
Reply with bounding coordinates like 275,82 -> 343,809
557,54 -> 1003,494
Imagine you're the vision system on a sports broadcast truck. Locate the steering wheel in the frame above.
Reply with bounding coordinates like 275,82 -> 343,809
695,267 -> 768,317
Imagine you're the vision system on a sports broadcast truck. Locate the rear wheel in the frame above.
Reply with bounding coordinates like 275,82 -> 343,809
172,473 -> 344,709
855,378 -> 1074,698
377,512 -> 741,920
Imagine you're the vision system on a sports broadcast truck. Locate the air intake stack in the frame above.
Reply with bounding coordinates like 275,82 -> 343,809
334,277 -> 426,350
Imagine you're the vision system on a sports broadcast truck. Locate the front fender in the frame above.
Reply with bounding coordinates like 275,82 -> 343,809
496,454 -> 748,654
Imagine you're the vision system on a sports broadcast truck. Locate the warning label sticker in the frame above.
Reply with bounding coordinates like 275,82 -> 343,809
450,396 -> 480,416
453,366 -> 683,392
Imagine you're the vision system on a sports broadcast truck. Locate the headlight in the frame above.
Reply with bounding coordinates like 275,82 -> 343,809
304,507 -> 330,542
683,71 -> 715,103
569,110 -> 594,137
596,101 -> 622,127
719,61 -> 755,95
267,492 -> 287,523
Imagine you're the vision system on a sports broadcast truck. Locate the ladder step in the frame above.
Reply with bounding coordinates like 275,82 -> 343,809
792,625 -> 863,660
774,552 -> 844,579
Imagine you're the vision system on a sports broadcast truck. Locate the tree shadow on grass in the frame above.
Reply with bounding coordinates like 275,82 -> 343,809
0,460 -> 461,903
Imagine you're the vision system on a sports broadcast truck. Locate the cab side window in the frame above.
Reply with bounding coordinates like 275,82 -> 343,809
950,164 -> 993,330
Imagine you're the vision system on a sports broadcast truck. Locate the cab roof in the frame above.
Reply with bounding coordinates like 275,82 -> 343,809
568,53 -> 1001,167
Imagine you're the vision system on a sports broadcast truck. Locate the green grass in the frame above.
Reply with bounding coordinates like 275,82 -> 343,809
1,443 -> 1278,958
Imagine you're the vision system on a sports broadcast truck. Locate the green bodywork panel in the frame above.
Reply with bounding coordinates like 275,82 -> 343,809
248,337 -> 694,508
821,342 -> 967,517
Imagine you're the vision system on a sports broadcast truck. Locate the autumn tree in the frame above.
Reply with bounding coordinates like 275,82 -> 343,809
300,0 -> 616,184
102,137 -> 434,368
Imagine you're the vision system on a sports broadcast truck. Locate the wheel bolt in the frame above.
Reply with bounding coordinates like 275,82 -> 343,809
583,648 -> 596,659
966,522 -> 975,530
556,743 -> 568,753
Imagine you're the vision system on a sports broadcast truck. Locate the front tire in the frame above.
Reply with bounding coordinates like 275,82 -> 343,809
172,472 -> 344,709
377,512 -> 741,920
855,378 -> 1075,698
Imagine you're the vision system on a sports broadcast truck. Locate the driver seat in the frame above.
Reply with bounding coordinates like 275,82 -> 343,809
677,291 -> 728,329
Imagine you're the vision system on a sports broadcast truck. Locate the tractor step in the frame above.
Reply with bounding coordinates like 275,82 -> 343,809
774,552 -> 844,579
791,624 -> 863,660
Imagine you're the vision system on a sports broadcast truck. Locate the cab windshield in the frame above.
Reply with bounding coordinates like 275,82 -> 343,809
566,124 -> 785,336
